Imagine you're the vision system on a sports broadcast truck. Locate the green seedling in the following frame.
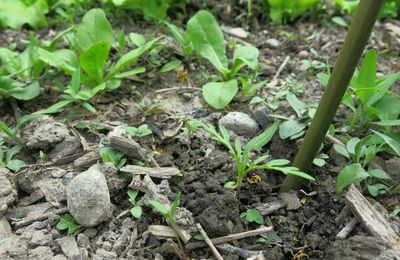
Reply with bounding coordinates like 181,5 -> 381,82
118,190 -> 143,219
45,67 -> 104,114
125,124 -> 152,138
105,0 -> 175,21
159,60 -> 182,73
166,10 -> 260,109
38,9 -> 160,91
0,141 -> 25,172
39,150 -> 47,161
335,0 -> 399,19
99,146 -> 127,170
240,209 -> 264,225
195,120 -> 314,197
0,0 -> 48,30
149,193 -> 183,251
319,50 -> 400,133
335,134 -> 397,196
257,231 -> 279,245
57,214 -> 82,236
265,0 -> 319,24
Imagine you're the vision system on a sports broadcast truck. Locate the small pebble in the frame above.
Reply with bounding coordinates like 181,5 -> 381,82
266,38 -> 280,48
102,241 -> 112,251
297,50 -> 309,59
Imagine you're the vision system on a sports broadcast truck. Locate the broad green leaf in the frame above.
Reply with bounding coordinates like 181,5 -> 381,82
353,50 -> 376,105
0,48 -> 21,74
231,45 -> 259,74
336,163 -> 369,194
15,113 -> 44,131
313,158 -> 326,167
286,93 -> 306,117
202,80 -> 238,109
333,144 -> 350,158
367,183 -> 389,197
160,60 -> 182,73
131,206 -> 142,219
0,0 -> 48,30
373,120 -> 400,126
7,159 -> 25,172
75,9 -> 113,51
148,200 -> 169,216
241,209 -> 264,225
37,48 -> 78,75
7,81 -> 40,101
279,120 -> 306,139
331,16 -> 348,27
365,72 -> 400,107
128,32 -> 145,46
82,102 -> 96,113
79,41 -> 110,85
187,10 -> 228,74
115,67 -> 145,79
346,138 -> 360,155
368,169 -> 392,180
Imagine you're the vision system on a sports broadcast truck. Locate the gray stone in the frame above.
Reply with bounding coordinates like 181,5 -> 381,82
279,192 -> 301,210
266,38 -> 280,48
0,217 -> 11,240
0,236 -> 28,259
77,233 -> 91,249
67,164 -> 111,227
112,229 -> 129,255
219,112 -> 259,137
297,50 -> 309,59
100,163 -> 130,196
29,230 -> 52,246
52,254 -> 68,260
93,248 -> 118,260
38,178 -> 67,203
28,246 -> 54,260
102,241 -> 112,251
251,104 -> 272,129
56,236 -> 80,260
84,228 -> 98,239
0,168 -> 17,217
50,168 -> 67,178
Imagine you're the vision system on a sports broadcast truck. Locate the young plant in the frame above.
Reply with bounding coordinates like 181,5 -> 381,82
57,214 -> 82,236
240,209 -> 264,225
167,10 -> 260,109
0,114 -> 44,145
149,193 -> 183,251
319,50 -> 400,133
0,141 -> 25,172
38,9 -> 160,91
125,124 -> 152,138
118,190 -> 143,219
195,120 -> 314,197
44,67 -> 102,114
334,131 -> 400,196
99,146 -> 127,170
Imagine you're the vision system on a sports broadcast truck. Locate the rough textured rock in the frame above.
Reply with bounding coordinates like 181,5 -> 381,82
0,217 -> 12,240
19,117 -> 80,159
93,248 -> 118,260
56,236 -> 81,260
0,236 -> 28,259
218,112 -> 259,137
100,163 -> 130,196
266,38 -> 280,48
0,168 -> 17,217
29,230 -> 53,247
279,192 -> 301,211
28,246 -> 54,260
385,157 -> 400,183
251,104 -> 272,129
51,254 -> 68,260
67,164 -> 111,227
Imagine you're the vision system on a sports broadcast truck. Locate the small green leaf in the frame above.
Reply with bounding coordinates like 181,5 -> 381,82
332,16 -> 348,27
336,163 -> 369,194
202,80 -> 238,109
240,209 -> 264,225
131,206 -> 142,219
127,190 -> 139,202
279,120 -> 306,139
7,159 -> 25,172
160,60 -> 182,73
333,144 -> 350,158
224,181 -> 238,189
148,200 -> 169,216
368,169 -> 392,180
372,131 -> 400,157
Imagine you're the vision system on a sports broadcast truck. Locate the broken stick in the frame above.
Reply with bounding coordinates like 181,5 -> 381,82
196,223 -> 223,260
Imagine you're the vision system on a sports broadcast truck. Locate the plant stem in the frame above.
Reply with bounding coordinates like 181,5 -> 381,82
280,0 -> 384,192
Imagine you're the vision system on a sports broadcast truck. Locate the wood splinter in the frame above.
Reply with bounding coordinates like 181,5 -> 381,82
196,223 -> 223,260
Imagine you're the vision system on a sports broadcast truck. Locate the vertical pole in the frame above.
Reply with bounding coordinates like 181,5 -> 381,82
280,0 -> 384,192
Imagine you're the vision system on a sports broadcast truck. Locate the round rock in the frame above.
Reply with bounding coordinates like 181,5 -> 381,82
66,164 -> 111,227
218,112 -> 259,137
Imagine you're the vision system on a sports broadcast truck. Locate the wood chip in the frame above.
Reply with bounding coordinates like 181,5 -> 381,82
336,218 -> 358,240
148,225 -> 191,243
256,201 -> 286,216
109,136 -> 147,160
121,165 -> 180,179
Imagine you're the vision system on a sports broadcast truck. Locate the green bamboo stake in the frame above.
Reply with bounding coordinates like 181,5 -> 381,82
280,0 -> 384,192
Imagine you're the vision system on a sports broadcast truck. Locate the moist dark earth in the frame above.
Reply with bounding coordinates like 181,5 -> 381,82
1,5 -> 400,260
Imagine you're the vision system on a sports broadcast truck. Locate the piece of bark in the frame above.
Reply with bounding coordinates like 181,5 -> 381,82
5,202 -> 53,220
186,226 -> 273,251
256,201 -> 286,216
348,235 -> 400,259
74,149 -> 100,168
335,205 -> 351,224
148,225 -> 191,244
216,244 -> 264,259
121,165 -> 180,179
345,185 -> 399,243
109,136 -> 147,160
336,218 -> 358,240
56,236 -> 81,260
14,207 -> 68,229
